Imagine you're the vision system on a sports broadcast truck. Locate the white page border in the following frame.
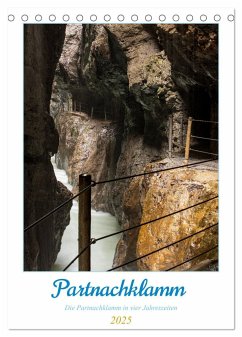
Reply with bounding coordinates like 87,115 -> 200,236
3,4 -> 236,334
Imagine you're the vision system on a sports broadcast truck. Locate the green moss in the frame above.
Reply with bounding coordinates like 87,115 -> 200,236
70,127 -> 79,138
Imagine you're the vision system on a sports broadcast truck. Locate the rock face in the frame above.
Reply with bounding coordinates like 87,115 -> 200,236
24,24 -> 73,271
51,24 -> 218,271
136,167 -> 218,271
50,25 -> 82,117
55,111 -> 119,205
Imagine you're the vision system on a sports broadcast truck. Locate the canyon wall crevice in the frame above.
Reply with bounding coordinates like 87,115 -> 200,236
24,24 -> 73,271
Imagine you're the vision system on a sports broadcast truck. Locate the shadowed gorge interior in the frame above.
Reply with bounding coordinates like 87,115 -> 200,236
24,23 -> 218,271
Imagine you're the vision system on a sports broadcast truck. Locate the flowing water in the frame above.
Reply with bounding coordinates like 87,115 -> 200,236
51,158 -> 121,271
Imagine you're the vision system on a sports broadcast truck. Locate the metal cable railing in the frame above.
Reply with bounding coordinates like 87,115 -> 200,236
25,150 -> 218,271
183,118 -> 218,124
62,197 -> 218,271
24,158 -> 218,232
108,223 -> 218,271
181,146 -> 218,157
183,117 -> 218,163
189,148 -> 218,156
63,240 -> 96,272
192,119 -> 218,124
24,182 -> 95,232
165,245 -> 218,271
94,159 -> 218,185
191,135 -> 218,142
63,101 -> 113,120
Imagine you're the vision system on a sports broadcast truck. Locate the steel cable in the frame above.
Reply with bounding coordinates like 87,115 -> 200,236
24,183 -> 95,232
191,135 -> 218,142
63,197 -> 218,271
25,159 -> 218,232
107,223 -> 218,271
94,158 -> 218,185
189,148 -> 218,156
165,245 -> 218,271
192,119 -> 219,124
94,195 -> 218,242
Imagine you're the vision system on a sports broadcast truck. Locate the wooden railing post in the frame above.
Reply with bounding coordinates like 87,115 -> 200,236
78,174 -> 91,271
168,114 -> 173,158
180,115 -> 183,147
68,96 -> 72,112
184,117 -> 193,164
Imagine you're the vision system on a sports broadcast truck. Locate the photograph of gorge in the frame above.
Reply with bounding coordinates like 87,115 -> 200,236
24,23 -> 218,272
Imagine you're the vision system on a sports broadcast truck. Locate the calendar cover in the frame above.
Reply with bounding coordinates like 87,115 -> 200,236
2,1 -> 236,335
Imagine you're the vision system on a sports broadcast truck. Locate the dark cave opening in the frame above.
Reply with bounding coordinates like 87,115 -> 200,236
69,87 -> 125,123
186,85 -> 218,156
